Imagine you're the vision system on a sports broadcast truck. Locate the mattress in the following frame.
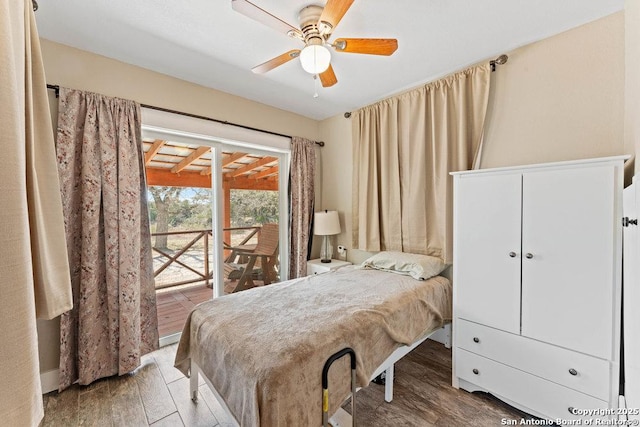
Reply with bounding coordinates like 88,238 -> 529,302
174,267 -> 452,426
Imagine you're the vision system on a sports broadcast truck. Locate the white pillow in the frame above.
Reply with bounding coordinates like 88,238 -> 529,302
360,251 -> 446,280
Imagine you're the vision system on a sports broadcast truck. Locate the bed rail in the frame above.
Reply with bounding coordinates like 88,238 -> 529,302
322,347 -> 357,427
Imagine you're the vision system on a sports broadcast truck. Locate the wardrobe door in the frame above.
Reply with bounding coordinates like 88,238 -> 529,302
624,183 -> 640,419
454,172 -> 522,334
521,165 -> 616,359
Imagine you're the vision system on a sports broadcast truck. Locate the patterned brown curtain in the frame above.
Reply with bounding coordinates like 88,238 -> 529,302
56,88 -> 158,390
289,137 -> 316,278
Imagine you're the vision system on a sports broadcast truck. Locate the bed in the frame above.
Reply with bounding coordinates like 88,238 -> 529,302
174,261 -> 452,426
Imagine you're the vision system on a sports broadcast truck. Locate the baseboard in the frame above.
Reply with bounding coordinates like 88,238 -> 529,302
41,369 -> 59,394
159,332 -> 182,347
39,332 -> 180,395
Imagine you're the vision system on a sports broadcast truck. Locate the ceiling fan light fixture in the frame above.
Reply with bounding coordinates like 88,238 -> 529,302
300,44 -> 331,74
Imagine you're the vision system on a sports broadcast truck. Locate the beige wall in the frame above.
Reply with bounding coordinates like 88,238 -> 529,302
37,40 -> 321,375
627,1 -> 640,172
40,40 -> 320,141
318,12 -> 627,264
482,12 -> 626,168
315,113 -> 356,260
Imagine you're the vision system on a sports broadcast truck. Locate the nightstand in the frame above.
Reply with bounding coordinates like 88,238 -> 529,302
306,259 -> 352,276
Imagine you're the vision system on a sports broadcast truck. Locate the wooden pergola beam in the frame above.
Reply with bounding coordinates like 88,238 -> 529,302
224,175 -> 279,191
228,156 -> 277,178
222,152 -> 248,167
199,152 -> 252,176
171,146 -> 211,174
144,140 -> 166,165
147,168 -> 211,188
251,165 -> 279,180
147,168 -> 278,191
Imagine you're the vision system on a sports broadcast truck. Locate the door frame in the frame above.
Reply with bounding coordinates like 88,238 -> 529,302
141,123 -> 291,299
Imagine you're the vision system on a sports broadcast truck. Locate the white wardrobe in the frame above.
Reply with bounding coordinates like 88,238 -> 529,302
451,156 -> 626,422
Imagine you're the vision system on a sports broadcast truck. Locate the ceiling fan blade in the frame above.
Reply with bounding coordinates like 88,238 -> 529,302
319,65 -> 337,87
252,50 -> 301,74
318,0 -> 354,34
334,38 -> 398,55
232,0 -> 302,38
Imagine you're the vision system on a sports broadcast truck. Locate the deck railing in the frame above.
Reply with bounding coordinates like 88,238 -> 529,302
152,226 -> 260,290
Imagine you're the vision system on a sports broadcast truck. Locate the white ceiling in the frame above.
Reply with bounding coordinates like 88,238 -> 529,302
35,0 -> 623,120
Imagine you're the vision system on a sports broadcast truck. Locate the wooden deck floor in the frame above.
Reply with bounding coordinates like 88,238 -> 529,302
41,339 -> 530,426
156,284 -> 213,337
156,280 -> 267,337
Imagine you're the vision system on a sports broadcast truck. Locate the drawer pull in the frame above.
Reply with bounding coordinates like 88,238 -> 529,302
568,368 -> 578,376
525,253 -> 534,259
472,368 -> 479,375
473,337 -> 480,343
509,252 -> 516,258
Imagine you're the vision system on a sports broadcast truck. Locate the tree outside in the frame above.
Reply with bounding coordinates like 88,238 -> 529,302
147,186 -> 279,247
230,189 -> 279,227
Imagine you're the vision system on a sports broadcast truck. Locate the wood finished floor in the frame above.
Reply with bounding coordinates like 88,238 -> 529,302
41,339 -> 530,426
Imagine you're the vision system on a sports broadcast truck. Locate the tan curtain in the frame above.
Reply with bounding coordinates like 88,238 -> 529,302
56,88 -> 159,390
0,1 -> 73,425
352,64 -> 491,263
289,137 -> 316,278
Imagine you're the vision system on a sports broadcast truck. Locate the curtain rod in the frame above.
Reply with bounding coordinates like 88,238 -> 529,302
45,84 -> 325,147
343,54 -> 509,118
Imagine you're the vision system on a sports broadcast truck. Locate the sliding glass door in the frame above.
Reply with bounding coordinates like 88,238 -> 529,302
141,127 -> 289,341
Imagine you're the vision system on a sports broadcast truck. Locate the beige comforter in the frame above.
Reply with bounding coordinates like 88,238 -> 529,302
175,267 -> 451,426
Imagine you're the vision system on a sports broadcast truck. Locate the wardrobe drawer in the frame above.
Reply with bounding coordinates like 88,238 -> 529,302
456,319 -> 611,401
456,349 -> 609,422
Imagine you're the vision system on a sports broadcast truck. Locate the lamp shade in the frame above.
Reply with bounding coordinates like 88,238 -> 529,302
314,210 -> 341,235
300,44 -> 331,74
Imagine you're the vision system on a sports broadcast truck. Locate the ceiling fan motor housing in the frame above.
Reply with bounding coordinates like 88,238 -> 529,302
298,5 -> 325,46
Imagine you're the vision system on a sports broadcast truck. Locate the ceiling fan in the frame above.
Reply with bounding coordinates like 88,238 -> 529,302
231,0 -> 398,88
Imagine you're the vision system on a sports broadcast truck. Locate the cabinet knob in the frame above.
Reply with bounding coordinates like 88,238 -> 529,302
525,253 -> 534,259
473,337 -> 480,343
569,368 -> 578,376
508,252 -> 517,258
472,368 -> 479,375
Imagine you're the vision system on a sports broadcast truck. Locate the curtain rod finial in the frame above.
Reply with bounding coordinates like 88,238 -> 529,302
344,112 -> 351,118
32,0 -> 38,11
490,54 -> 508,72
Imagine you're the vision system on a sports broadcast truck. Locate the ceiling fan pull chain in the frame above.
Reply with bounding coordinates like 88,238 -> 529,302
313,75 -> 320,98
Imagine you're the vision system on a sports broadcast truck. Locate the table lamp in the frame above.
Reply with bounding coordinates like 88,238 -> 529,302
314,210 -> 341,263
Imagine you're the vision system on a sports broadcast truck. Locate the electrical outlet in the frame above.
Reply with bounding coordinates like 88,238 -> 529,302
337,245 -> 346,255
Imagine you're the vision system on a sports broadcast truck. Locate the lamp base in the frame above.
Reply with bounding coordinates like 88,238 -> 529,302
320,235 -> 333,263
